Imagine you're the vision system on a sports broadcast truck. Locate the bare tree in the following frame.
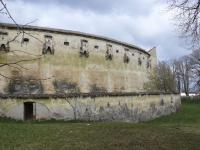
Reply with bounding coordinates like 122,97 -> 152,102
170,59 -> 181,93
173,56 -> 192,95
65,97 -> 79,120
167,0 -> 200,94
189,49 -> 200,92
0,0 -> 51,81
168,0 -> 200,48
169,49 -> 200,94
144,61 -> 177,93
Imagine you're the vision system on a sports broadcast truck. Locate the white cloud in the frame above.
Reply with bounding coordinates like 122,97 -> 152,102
0,0 -> 189,60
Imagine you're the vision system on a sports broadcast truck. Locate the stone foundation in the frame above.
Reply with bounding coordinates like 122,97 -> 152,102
0,94 -> 181,122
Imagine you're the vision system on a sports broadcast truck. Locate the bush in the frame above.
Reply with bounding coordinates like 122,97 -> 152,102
181,96 -> 200,104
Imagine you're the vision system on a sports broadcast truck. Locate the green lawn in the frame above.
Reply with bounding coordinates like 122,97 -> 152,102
0,100 -> 200,150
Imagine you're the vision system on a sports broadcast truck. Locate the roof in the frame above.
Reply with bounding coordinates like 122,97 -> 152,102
0,22 -> 150,55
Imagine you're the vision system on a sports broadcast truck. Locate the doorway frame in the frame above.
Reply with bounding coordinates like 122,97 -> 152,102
24,102 -> 36,121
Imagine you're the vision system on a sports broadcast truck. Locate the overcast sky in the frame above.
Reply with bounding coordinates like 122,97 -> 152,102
0,0 -> 192,60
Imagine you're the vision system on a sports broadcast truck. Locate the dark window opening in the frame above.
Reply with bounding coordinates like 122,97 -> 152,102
0,31 -> 8,35
43,35 -> 54,55
80,40 -> 89,57
132,53 -> 134,56
64,42 -> 69,46
44,35 -> 52,39
106,44 -> 113,60
0,44 -> 6,51
116,50 -> 119,53
23,38 -> 29,42
124,53 -> 130,63
24,102 -> 36,121
0,44 -> 9,52
94,45 -> 99,49
47,47 -> 51,53
138,58 -> 142,66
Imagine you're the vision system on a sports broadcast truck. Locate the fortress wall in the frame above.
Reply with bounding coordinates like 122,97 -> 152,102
0,94 -> 181,122
0,24 -> 178,123
0,25 -> 156,94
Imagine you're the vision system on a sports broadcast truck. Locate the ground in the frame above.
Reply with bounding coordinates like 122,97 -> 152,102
0,99 -> 200,150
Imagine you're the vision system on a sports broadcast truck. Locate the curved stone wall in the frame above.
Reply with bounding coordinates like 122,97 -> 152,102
0,94 -> 181,122
0,23 -> 157,94
0,23 -> 180,122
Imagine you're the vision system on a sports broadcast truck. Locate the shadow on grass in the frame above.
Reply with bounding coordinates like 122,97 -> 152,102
0,116 -> 106,125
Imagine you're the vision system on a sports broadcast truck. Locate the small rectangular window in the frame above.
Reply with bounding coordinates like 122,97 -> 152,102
44,35 -> 52,39
64,41 -> 69,46
138,58 -> 142,66
94,45 -> 99,49
23,38 -> 29,42
0,31 -> 8,35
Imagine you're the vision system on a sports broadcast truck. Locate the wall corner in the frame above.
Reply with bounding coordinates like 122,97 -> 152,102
148,47 -> 157,69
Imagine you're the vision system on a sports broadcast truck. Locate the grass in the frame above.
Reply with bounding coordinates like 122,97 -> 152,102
0,100 -> 200,150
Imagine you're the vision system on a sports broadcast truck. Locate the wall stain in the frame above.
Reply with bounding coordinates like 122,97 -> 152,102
8,77 -> 43,94
53,80 -> 80,93
90,84 -> 107,93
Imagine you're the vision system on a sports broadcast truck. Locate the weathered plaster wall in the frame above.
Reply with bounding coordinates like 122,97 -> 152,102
0,24 -> 156,94
0,94 -> 181,122
0,24 -> 174,123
